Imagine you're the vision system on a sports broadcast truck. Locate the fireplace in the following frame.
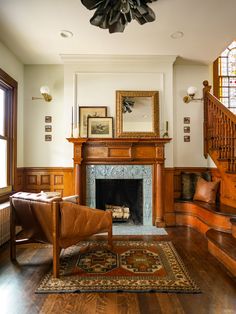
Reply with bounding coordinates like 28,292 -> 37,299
86,165 -> 152,225
96,179 -> 143,225
67,137 -> 171,226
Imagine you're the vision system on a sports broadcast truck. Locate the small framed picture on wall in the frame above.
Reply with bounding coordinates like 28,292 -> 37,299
45,134 -> 52,141
183,117 -> 190,124
45,116 -> 52,123
183,126 -> 190,133
184,135 -> 190,142
45,125 -> 52,132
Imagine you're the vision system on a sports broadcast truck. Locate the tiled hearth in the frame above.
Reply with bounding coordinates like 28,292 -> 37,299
86,165 -> 152,226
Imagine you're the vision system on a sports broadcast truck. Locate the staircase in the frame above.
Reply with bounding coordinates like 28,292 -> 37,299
203,81 -> 236,208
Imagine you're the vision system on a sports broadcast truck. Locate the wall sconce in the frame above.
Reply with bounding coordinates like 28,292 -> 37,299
183,86 -> 203,103
32,86 -> 52,102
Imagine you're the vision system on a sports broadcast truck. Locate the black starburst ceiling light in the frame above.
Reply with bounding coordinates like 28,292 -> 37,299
81,0 -> 158,33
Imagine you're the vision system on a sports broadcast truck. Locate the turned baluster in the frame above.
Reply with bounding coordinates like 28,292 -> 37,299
212,105 -> 217,149
233,124 -> 236,172
219,109 -> 223,152
229,121 -> 235,172
209,101 -> 214,150
208,101 -> 212,148
226,117 -> 230,160
221,112 -> 226,159
216,107 -> 220,150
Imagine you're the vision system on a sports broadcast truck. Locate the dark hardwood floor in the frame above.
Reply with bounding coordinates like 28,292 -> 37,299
0,227 -> 235,314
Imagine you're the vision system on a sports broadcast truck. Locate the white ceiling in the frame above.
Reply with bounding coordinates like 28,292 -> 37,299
0,0 -> 235,65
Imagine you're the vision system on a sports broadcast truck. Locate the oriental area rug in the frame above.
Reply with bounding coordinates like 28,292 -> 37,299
36,240 -> 200,294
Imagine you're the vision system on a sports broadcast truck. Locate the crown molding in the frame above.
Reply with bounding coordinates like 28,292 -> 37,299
60,54 -> 177,65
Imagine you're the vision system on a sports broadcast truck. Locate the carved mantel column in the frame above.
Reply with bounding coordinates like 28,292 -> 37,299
68,138 -> 87,203
154,162 -> 165,227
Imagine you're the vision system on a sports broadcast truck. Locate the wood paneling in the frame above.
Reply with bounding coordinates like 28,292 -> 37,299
231,219 -> 236,238
15,166 -> 235,228
15,168 -> 24,192
16,167 -> 74,197
164,168 -> 175,226
41,175 -> 50,185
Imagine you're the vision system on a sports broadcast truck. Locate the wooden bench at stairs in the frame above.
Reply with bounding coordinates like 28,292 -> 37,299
174,200 -> 236,234
175,200 -> 236,277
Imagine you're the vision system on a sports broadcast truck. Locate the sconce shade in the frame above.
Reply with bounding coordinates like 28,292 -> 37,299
183,85 -> 203,103
40,85 -> 52,102
32,85 -> 52,102
40,86 -> 50,94
187,86 -> 197,96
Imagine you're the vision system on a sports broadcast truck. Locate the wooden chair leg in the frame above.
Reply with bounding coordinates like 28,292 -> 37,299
10,198 -> 16,261
108,212 -> 113,249
52,202 -> 60,278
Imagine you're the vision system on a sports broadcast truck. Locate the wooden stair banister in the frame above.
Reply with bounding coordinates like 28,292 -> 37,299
203,82 -> 236,174
203,81 -> 236,207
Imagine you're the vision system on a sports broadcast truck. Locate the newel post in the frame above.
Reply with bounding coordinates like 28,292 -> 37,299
203,80 -> 212,158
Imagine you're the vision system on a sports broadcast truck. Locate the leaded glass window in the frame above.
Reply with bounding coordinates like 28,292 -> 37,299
218,41 -> 236,113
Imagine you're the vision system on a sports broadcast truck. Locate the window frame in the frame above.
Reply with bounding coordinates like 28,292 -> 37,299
213,41 -> 236,111
0,68 -> 17,203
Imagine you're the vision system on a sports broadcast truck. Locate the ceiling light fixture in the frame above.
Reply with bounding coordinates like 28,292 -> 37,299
59,30 -> 73,38
32,86 -> 52,102
81,0 -> 158,33
170,31 -> 184,39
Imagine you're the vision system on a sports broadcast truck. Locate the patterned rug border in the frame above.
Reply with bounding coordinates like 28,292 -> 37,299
36,240 -> 201,294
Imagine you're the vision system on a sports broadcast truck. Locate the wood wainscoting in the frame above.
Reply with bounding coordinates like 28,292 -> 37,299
16,167 -> 74,197
15,166 -> 235,226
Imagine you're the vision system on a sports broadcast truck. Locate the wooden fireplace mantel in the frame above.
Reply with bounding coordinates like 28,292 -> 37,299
67,137 -> 171,227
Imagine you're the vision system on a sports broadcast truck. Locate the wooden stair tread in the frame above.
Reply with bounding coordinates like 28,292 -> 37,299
206,229 -> 236,261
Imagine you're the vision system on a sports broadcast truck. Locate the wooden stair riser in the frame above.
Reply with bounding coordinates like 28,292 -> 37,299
208,241 -> 236,277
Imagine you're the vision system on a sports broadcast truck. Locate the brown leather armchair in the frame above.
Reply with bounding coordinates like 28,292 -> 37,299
10,192 -> 113,278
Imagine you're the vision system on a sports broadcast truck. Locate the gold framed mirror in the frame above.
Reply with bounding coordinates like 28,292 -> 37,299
116,90 -> 159,137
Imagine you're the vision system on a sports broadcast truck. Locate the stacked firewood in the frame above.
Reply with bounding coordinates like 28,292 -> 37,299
105,204 -> 130,220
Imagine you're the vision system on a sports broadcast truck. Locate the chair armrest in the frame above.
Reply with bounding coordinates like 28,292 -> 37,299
62,195 -> 79,204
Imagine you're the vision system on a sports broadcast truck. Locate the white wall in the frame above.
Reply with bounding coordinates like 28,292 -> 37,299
22,57 -> 213,169
0,41 -> 24,167
173,63 -> 210,167
0,39 -> 214,169
24,65 -> 70,166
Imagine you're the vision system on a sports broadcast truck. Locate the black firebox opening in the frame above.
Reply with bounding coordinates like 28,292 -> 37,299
96,179 -> 143,225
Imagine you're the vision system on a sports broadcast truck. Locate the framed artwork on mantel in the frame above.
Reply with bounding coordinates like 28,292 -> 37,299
79,106 -> 107,137
87,117 -> 113,138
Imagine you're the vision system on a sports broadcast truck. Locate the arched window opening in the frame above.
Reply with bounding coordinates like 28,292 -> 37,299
214,41 -> 236,114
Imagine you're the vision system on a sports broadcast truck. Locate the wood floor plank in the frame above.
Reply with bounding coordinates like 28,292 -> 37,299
0,227 -> 236,314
